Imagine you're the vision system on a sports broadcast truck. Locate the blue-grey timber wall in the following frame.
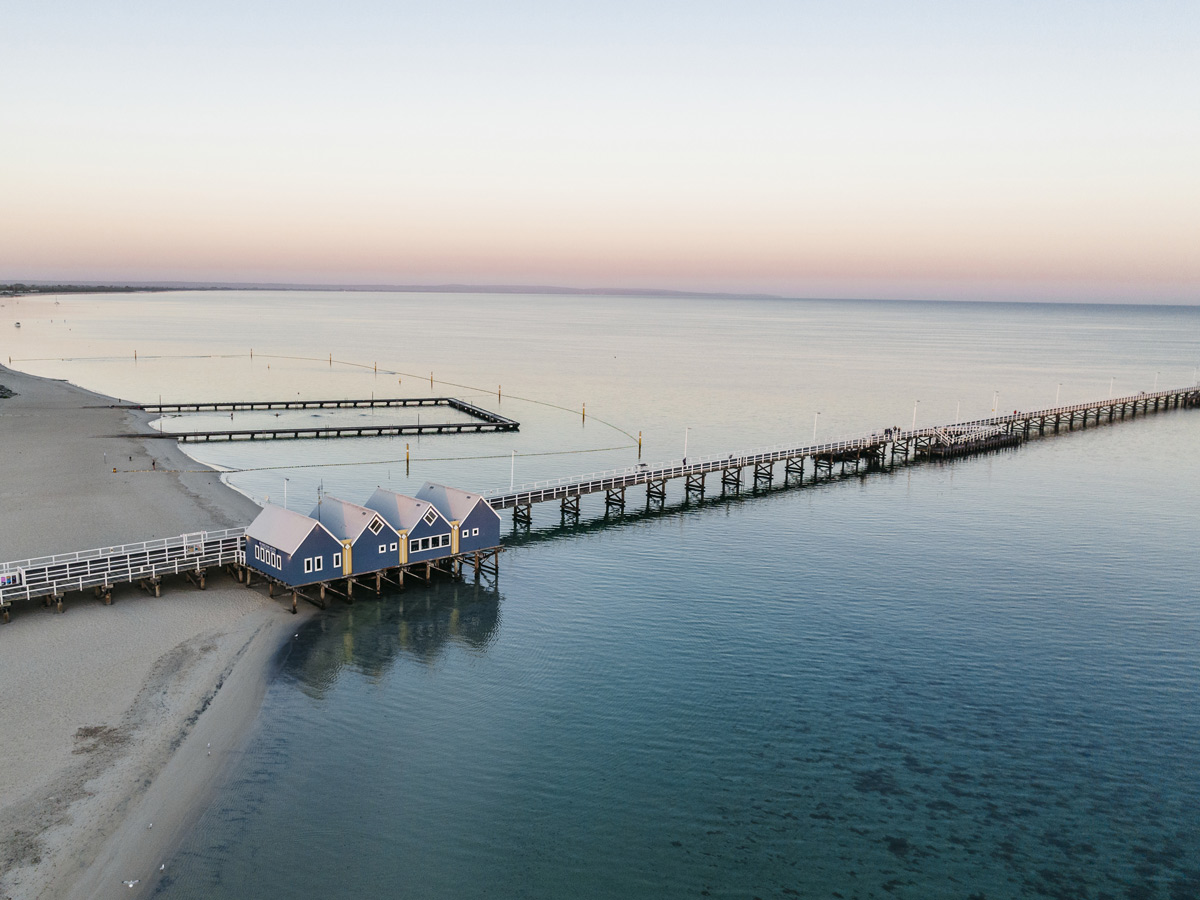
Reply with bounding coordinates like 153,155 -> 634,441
455,500 -> 502,554
347,520 -> 402,575
404,515 -> 454,563
247,527 -> 343,587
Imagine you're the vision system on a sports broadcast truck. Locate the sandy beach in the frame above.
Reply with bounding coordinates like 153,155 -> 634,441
0,364 -> 307,899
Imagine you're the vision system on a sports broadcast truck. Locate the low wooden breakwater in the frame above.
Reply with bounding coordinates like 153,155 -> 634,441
148,421 -> 516,442
133,396 -> 482,413
132,396 -> 518,442
484,385 -> 1200,523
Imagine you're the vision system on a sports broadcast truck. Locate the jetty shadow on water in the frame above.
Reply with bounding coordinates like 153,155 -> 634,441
283,580 -> 501,698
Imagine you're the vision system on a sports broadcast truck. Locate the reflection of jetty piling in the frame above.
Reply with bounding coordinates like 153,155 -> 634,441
485,386 -> 1200,523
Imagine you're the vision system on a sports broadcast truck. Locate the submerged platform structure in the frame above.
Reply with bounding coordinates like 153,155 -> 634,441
133,396 -> 518,442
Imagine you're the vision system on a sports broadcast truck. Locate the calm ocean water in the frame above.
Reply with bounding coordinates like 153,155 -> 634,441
5,293 -> 1200,898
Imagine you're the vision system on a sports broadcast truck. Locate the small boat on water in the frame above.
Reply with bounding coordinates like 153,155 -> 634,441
13,322 -> 20,328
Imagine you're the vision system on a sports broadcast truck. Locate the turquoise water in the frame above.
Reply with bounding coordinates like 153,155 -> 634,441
5,293 -> 1200,898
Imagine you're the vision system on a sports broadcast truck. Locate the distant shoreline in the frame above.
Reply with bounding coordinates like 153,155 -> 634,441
2,281 -> 783,300
1,284 -> 170,297
5,282 -> 1197,307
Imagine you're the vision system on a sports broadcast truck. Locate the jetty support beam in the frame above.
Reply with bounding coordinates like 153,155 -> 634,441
753,462 -> 773,488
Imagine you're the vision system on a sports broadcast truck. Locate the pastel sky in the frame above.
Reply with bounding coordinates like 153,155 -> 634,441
2,0 -> 1198,302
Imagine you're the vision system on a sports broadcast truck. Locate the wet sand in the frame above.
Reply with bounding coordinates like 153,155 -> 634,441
0,364 -> 308,899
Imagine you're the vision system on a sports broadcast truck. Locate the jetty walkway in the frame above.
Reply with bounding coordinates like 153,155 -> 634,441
0,529 -> 244,616
484,385 -> 1199,523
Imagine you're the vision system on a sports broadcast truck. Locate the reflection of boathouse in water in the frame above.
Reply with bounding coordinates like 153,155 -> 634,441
288,580 -> 501,695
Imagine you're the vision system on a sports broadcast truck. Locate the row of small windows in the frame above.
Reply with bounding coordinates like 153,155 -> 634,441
410,534 -> 451,553
254,544 -> 282,570
259,529 -> 483,576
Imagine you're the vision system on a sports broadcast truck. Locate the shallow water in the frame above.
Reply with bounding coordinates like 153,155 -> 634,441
5,293 -> 1199,898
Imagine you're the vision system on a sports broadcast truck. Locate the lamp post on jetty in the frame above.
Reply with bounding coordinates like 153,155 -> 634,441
283,477 -> 289,511
510,450 -> 515,489
813,411 -> 821,442
912,400 -> 920,429
683,427 -> 690,463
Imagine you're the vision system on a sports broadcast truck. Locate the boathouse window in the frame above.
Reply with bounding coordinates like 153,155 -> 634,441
390,542 -> 398,552
420,537 -> 430,551
472,528 -> 479,537
409,539 -> 418,553
368,517 -> 384,535
333,553 -> 342,568
442,534 -> 451,547
304,558 -> 313,574
462,528 -> 468,538
315,556 -> 323,572
423,508 -> 438,526
378,544 -> 386,554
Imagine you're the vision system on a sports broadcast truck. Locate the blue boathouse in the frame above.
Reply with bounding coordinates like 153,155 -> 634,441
245,505 -> 343,587
363,488 -> 455,565
416,482 -> 501,554
309,496 -> 401,577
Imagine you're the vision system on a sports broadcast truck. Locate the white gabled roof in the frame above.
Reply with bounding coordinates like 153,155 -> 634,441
246,504 -> 337,555
363,488 -> 449,532
307,496 -> 393,543
415,482 -> 492,522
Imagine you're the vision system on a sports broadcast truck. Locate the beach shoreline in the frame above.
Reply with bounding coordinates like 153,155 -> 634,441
0,364 -> 308,900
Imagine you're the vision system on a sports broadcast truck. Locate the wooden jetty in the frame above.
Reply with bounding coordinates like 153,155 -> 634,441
484,385 -> 1200,522
3,384 -> 1195,621
131,396 -> 518,442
